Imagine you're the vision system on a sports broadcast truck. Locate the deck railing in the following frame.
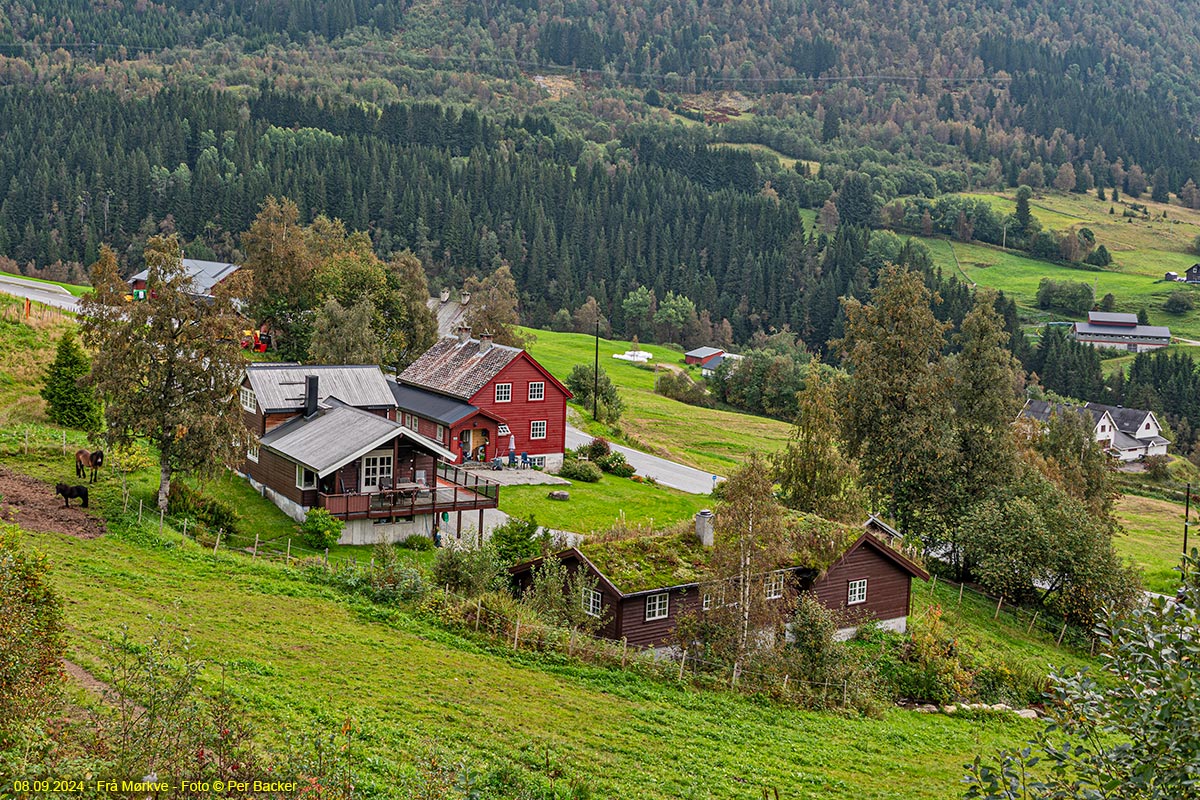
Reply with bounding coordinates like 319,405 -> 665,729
317,461 -> 499,520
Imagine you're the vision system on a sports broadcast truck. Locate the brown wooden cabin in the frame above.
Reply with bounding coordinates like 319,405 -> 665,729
509,518 -> 929,648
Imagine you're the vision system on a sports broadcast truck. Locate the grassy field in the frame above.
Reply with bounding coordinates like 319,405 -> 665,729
18,521 -> 1045,799
499,475 -> 711,534
1114,494 -> 1190,594
521,328 -> 793,475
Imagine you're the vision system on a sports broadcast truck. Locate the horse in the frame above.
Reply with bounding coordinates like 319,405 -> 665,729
75,449 -> 104,483
55,482 -> 89,508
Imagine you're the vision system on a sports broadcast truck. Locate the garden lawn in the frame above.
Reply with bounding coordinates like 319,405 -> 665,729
24,525 -> 1039,799
1114,494 -> 1189,594
521,328 -> 793,474
499,474 -> 711,534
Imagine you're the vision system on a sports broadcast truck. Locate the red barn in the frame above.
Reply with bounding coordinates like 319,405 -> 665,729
684,346 -> 724,366
393,328 -> 572,470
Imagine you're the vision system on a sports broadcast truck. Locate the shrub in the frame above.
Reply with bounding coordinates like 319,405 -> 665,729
367,542 -> 428,603
432,542 -> 505,597
655,369 -> 713,407
1164,290 -> 1195,314
490,516 -> 547,566
565,364 -> 624,423
558,459 -> 602,483
580,436 -> 610,461
299,508 -> 343,550
397,534 -> 435,551
168,481 -> 241,537
1143,454 -> 1172,481
887,606 -> 974,704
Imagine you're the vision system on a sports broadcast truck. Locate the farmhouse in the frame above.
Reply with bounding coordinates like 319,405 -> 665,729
684,346 -> 725,366
393,327 -> 571,470
1072,311 -> 1170,352
1019,398 -> 1170,462
128,258 -> 240,301
700,352 -> 743,378
238,363 -> 500,545
510,515 -> 929,648
1187,264 -> 1200,284
427,286 -> 470,337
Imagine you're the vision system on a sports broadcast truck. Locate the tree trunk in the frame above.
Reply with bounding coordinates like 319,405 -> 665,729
158,453 -> 172,512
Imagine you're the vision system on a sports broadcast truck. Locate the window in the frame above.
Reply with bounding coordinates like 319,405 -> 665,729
765,571 -> 786,600
702,593 -> 713,611
362,454 -> 393,490
403,413 -> 418,431
495,383 -> 512,403
296,465 -> 317,490
530,420 -> 547,440
435,424 -> 445,443
497,423 -> 511,436
240,386 -> 256,413
528,381 -> 545,401
530,455 -> 546,468
246,441 -> 259,463
848,579 -> 868,605
582,587 -> 603,618
645,592 -> 669,621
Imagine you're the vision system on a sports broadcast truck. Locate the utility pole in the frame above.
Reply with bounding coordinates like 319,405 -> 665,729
593,321 -> 600,420
1185,483 -> 1192,580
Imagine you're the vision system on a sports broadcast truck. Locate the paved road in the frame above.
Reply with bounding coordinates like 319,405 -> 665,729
565,425 -> 721,495
0,273 -> 80,312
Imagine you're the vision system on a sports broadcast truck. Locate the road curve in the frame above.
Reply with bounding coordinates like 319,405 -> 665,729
0,273 -> 81,313
565,425 -> 721,495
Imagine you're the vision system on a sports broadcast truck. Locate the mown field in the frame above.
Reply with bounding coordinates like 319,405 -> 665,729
1114,493 -> 1191,594
499,476 -> 711,535
521,328 -> 793,475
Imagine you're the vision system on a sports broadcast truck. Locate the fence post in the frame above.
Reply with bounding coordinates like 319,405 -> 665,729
843,680 -> 848,706
214,528 -> 222,556
286,538 -> 291,566
182,517 -> 188,539
1026,611 -> 1039,635
621,637 -> 628,668
1057,621 -> 1068,646
513,620 -> 520,650
476,597 -> 483,632
678,650 -> 687,681
122,473 -> 128,513
24,428 -> 28,455
61,431 -> 66,454
782,674 -> 789,693
957,582 -> 964,606
994,596 -> 1003,620
324,548 -> 329,569
931,574 -> 937,592
252,533 -> 259,558
731,663 -> 739,688
138,499 -> 143,525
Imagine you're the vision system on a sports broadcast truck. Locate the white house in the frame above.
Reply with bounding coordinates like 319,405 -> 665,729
1020,399 -> 1170,461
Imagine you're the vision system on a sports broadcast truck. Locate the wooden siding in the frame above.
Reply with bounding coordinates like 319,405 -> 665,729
811,548 -> 913,622
247,447 -> 313,507
616,588 -> 699,647
466,353 -> 569,460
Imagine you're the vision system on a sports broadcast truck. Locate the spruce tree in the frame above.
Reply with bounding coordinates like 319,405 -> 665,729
41,329 -> 101,431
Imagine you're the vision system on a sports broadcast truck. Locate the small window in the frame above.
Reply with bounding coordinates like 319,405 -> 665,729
528,381 -> 545,401
645,592 -> 669,621
495,383 -> 512,403
404,413 -> 418,431
582,587 -> 602,618
848,579 -> 867,605
436,424 -> 445,442
702,592 -> 713,611
530,420 -> 547,440
246,441 -> 259,463
765,571 -> 785,600
296,465 -> 317,490
530,455 -> 546,468
240,386 -> 256,413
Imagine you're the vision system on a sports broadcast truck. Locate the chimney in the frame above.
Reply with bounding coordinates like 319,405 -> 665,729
478,333 -> 493,353
695,509 -> 714,547
460,288 -> 471,306
304,375 -> 319,418
439,287 -> 450,303
457,325 -> 471,344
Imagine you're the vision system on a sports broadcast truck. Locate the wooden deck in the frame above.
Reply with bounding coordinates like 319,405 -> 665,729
318,462 -> 499,520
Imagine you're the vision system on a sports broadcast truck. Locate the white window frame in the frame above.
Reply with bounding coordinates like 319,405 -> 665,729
246,440 -> 259,463
702,592 -> 713,611
582,587 -> 603,618
645,592 -> 669,621
530,420 -> 547,440
403,413 -> 418,431
848,579 -> 868,605
530,455 -> 546,468
296,465 -> 317,490
765,571 -> 786,600
436,424 -> 445,443
495,383 -> 512,403
362,453 -> 394,491
240,386 -> 256,413
528,381 -> 545,401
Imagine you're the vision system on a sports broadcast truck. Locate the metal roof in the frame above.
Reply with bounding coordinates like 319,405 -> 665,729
1087,311 -> 1138,326
1074,322 -> 1171,339
260,403 -> 454,476
398,335 -> 523,400
128,258 -> 240,297
245,364 -> 396,412
685,346 -> 724,358
1020,399 -> 1107,426
388,380 -> 482,426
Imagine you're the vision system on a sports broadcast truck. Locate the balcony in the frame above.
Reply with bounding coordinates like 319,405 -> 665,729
317,462 -> 499,521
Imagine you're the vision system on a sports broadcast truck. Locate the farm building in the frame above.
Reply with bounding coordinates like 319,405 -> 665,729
1072,311 -> 1170,353
237,363 -> 500,545
510,515 -> 929,648
1019,399 -> 1170,462
683,346 -> 725,366
393,327 -> 572,470
128,258 -> 240,301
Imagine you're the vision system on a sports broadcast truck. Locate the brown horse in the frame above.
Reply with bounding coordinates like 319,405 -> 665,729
55,482 -> 89,508
75,449 -> 104,483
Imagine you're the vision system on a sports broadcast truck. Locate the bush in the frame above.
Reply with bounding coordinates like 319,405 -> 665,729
490,516 -> 547,566
886,606 -> 974,704
168,481 -> 241,537
432,542 -> 505,597
580,436 -> 610,461
565,364 -> 624,423
1164,291 -> 1195,314
655,369 -> 713,407
299,508 -> 343,550
397,534 -> 435,551
1143,454 -> 1172,480
367,542 -> 427,603
558,459 -> 602,483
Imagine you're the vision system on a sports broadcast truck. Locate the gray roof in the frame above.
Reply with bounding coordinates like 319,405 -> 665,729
685,346 -> 724,358
398,336 -> 523,401
427,296 -> 471,338
702,355 -> 726,371
1087,311 -> 1138,326
388,379 -> 483,426
245,364 -> 396,413
1020,399 -> 1106,426
1074,322 -> 1171,339
129,258 -> 240,297
260,403 -> 454,476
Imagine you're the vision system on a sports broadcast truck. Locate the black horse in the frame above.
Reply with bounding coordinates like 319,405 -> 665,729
75,449 -> 104,483
55,482 -> 89,508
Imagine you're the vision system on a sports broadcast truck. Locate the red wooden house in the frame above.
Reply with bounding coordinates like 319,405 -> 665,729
510,516 -> 929,648
683,346 -> 725,366
393,328 -> 572,470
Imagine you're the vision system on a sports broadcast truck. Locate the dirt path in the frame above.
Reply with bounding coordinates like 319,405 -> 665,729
0,466 -> 106,538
